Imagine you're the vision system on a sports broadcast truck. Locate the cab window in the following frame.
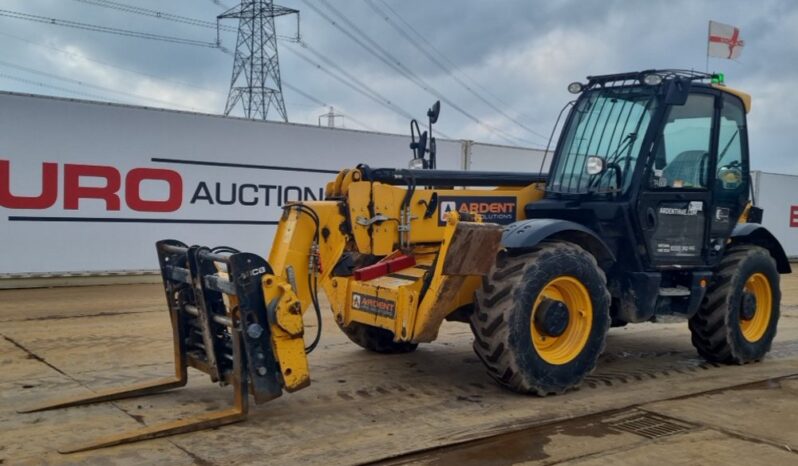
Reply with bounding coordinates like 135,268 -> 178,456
651,93 -> 715,189
716,95 -> 746,191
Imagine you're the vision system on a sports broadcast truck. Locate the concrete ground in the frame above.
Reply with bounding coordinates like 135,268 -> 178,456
1,275 -> 797,465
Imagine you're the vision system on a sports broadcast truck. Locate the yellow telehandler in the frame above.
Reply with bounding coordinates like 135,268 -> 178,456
22,70 -> 790,453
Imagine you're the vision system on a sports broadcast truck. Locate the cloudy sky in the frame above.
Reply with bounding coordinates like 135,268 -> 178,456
0,0 -> 796,172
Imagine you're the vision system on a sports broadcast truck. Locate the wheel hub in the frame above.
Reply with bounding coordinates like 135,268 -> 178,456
740,291 -> 757,321
534,299 -> 570,337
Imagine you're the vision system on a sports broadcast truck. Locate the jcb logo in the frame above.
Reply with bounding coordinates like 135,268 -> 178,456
239,266 -> 267,281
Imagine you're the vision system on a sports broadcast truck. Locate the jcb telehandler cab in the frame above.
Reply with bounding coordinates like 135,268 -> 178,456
23,70 -> 789,453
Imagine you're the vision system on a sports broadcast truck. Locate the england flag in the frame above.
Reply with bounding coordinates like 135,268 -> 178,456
708,21 -> 744,60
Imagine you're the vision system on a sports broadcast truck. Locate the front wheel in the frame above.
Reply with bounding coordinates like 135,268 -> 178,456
471,241 -> 611,395
689,245 -> 780,364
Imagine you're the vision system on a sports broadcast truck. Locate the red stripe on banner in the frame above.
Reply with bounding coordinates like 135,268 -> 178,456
790,206 -> 798,228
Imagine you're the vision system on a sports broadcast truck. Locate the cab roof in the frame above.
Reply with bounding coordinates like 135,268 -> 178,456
583,69 -> 751,113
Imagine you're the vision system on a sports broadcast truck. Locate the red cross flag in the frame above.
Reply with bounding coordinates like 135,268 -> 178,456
708,20 -> 744,59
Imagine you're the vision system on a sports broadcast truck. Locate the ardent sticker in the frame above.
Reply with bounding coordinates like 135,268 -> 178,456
438,196 -> 517,225
659,201 -> 703,216
351,292 -> 396,318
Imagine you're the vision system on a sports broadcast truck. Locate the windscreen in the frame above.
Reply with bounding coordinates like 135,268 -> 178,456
548,86 -> 658,194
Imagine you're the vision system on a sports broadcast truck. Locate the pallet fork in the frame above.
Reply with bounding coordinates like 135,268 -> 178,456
18,240 -> 285,453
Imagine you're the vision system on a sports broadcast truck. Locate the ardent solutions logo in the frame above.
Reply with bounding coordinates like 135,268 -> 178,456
437,195 -> 517,225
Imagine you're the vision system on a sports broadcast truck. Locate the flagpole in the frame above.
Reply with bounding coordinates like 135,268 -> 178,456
705,21 -> 710,73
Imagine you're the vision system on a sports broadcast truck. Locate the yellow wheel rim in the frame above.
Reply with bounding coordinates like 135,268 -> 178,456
531,276 -> 593,365
740,273 -> 772,343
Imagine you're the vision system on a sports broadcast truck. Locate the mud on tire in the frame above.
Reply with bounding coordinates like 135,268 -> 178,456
338,321 -> 419,354
689,245 -> 780,364
470,241 -> 611,395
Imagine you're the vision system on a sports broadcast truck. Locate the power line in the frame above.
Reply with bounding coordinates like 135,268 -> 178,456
0,59 -> 203,111
0,50 -> 374,130
0,25 -> 375,130
72,0 -> 237,32
339,113 -> 379,132
288,44 -> 410,120
0,4 -> 431,133
373,0 -> 521,118
377,0 -> 536,124
220,45 -> 387,131
317,0 -> 534,146
299,0 -> 427,119
249,41 -> 423,132
279,81 -> 378,131
72,0 -> 299,41
206,0 -> 449,135
0,30 -> 223,96
365,0 -> 548,142
0,72 -> 120,102
0,27 -> 336,120
302,0 -> 530,146
282,81 -> 326,107
281,45 -> 424,133
0,8 -> 219,48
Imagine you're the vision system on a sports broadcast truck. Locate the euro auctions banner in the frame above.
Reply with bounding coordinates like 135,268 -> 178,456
0,92 -> 469,274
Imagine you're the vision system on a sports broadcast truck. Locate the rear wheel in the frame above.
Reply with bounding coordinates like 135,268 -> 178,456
338,321 -> 418,354
471,241 -> 611,395
689,245 -> 780,364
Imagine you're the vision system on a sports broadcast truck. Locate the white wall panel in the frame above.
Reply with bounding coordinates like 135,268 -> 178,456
467,142 -> 548,172
753,171 -> 798,257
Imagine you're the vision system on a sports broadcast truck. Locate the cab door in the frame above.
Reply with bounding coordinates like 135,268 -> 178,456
707,93 -> 749,265
637,91 -> 718,267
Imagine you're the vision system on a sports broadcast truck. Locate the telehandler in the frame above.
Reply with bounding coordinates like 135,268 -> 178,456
22,70 -> 790,453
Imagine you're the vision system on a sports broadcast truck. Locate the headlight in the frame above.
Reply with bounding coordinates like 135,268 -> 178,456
586,156 -> 605,175
408,158 -> 426,170
567,82 -> 584,94
642,74 -> 663,86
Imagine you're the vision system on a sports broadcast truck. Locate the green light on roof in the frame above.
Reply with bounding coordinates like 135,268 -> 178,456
711,73 -> 725,84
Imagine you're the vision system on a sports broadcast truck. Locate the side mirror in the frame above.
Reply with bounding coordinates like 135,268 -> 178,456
586,156 -> 606,175
427,100 -> 441,124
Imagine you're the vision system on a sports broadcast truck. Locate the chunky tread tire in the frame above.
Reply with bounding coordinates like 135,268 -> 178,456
471,241 -> 611,395
338,321 -> 418,354
689,245 -> 780,364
